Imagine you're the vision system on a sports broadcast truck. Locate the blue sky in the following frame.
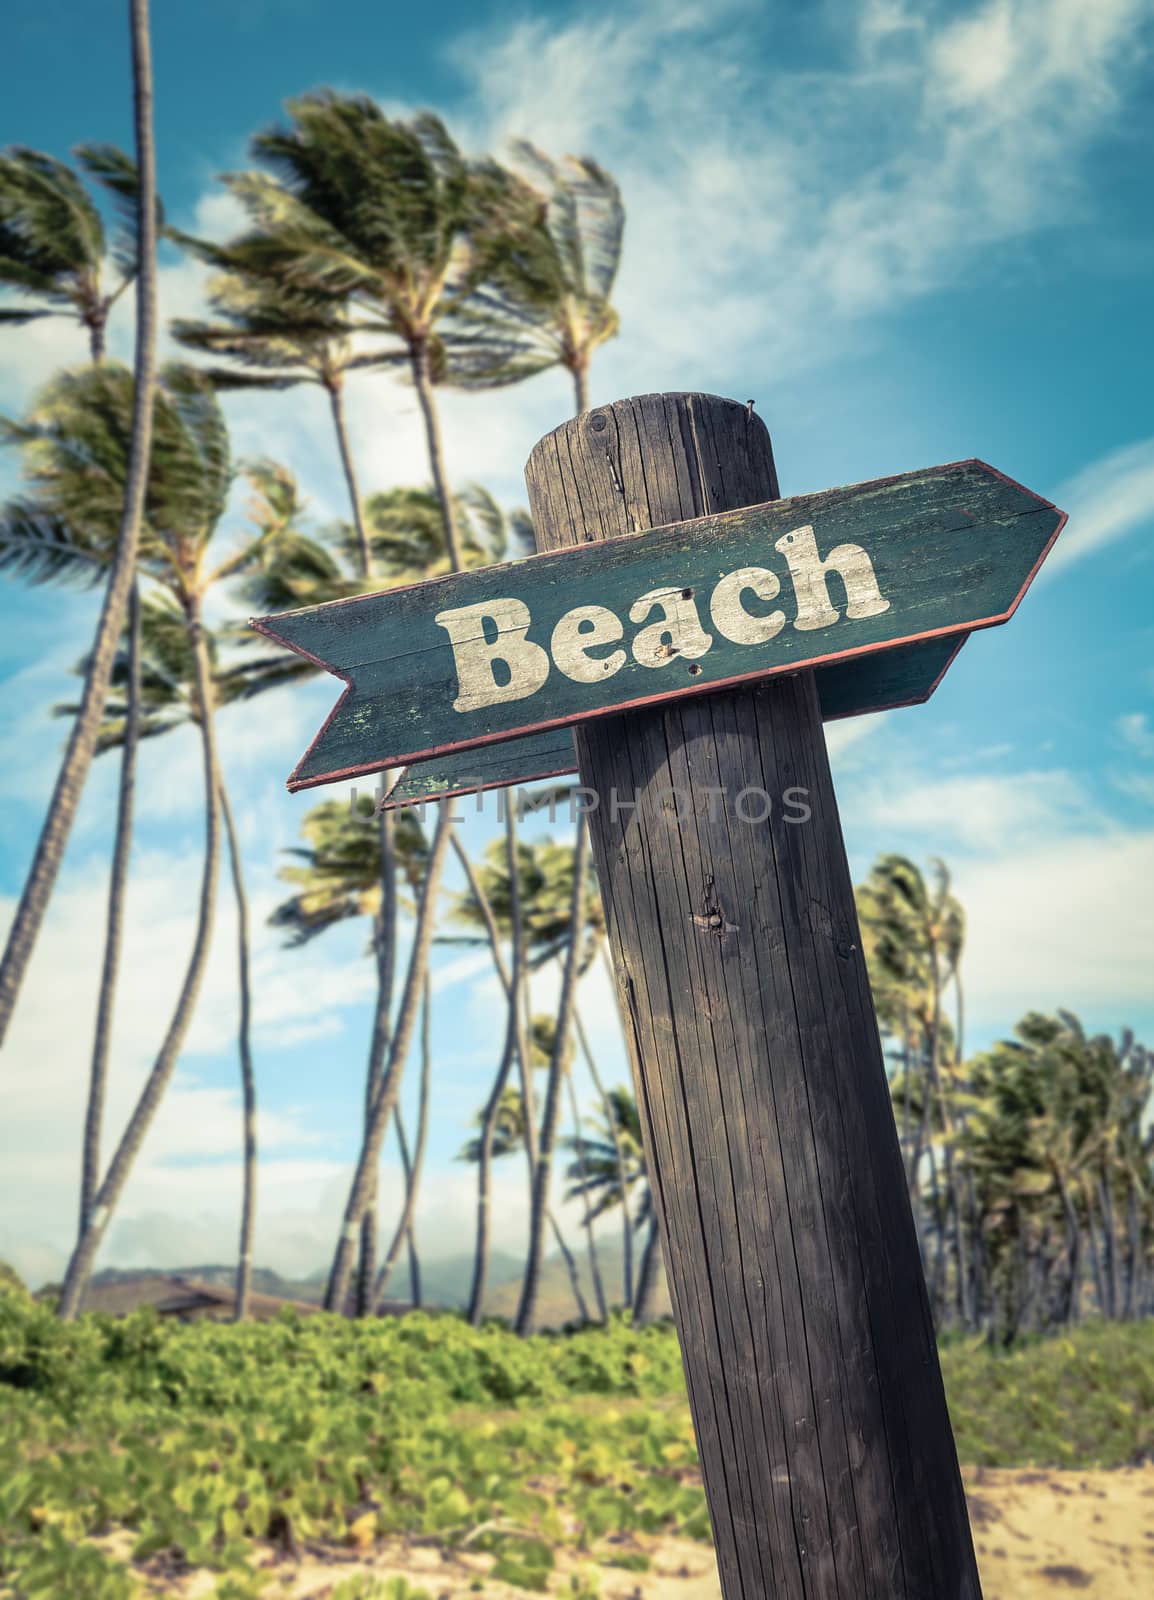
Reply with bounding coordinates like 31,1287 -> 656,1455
2,0 -> 1153,1289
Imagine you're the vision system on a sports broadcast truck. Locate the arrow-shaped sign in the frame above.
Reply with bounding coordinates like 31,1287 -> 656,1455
254,459 -> 1064,794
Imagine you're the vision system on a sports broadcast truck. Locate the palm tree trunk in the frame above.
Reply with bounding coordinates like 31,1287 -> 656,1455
465,1024 -> 518,1326
565,1062 -> 607,1322
407,1219 -> 421,1308
327,377 -> 371,576
900,1011 -> 914,1183
324,799 -> 454,1314
926,950 -> 949,1317
89,313 -> 107,365
374,974 -> 433,1309
356,811 -> 397,1316
571,363 -> 589,417
409,339 -> 464,572
1124,1178 -> 1140,1321
1099,1167 -> 1119,1319
506,805 -> 538,1186
1084,1187 -> 1107,1315
515,817 -> 590,1337
220,780 -> 256,1323
58,597 -> 221,1319
0,0 -> 157,1049
1058,1177 -> 1082,1324
573,1004 -> 632,1310
78,580 -> 141,1239
447,830 -> 524,1326
954,967 -> 965,1065
549,1208 -> 590,1323
633,1213 -> 662,1325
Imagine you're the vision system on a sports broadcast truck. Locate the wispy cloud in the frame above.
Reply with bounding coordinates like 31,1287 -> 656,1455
1117,710 -> 1154,759
446,0 -> 1152,391
852,763 -> 1108,852
1047,435 -> 1154,571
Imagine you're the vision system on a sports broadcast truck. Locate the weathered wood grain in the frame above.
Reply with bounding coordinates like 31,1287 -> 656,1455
255,458 -> 1062,792
382,632 -> 965,807
526,393 -> 983,1599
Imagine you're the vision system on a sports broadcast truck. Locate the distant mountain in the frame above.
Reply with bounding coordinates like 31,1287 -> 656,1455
79,1235 -> 665,1328
83,1247 -> 530,1315
383,1248 -> 527,1309
89,1263 -> 324,1301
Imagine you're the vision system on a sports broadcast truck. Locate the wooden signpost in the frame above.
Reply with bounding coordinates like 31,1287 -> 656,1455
257,393 -> 1065,1598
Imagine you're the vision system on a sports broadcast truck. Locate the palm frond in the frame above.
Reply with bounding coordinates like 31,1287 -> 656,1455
0,499 -> 108,587
73,142 -> 164,280
0,147 -> 105,293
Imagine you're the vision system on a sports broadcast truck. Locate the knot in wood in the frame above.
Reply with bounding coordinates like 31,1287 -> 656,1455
692,905 -> 738,937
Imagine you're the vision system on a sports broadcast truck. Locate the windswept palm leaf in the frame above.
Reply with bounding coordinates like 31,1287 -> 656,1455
271,795 -> 428,946
0,143 -> 161,358
442,142 -> 623,408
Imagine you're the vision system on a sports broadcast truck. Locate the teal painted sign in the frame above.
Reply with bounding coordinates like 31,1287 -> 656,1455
254,460 -> 1064,795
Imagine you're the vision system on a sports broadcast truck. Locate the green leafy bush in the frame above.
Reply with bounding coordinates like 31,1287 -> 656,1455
1,1293 -> 1150,1599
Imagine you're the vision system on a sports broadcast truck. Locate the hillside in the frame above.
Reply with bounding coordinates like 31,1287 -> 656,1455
57,1238 -> 648,1326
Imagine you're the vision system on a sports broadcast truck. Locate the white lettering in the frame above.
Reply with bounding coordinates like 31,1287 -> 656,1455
551,604 -> 626,684
434,599 -> 551,713
629,588 -> 712,669
709,566 -> 785,644
774,524 -> 890,632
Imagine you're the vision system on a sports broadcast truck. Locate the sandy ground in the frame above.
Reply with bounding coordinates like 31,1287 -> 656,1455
102,1465 -> 1154,1598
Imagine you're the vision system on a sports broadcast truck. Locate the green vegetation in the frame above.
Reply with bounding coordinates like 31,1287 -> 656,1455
3,1287 -> 1152,1599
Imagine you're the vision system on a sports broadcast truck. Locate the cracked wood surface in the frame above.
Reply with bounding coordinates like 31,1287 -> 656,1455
525,392 -> 983,1600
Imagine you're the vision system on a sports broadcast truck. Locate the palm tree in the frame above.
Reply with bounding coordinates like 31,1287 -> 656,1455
856,854 -> 971,1323
61,461 -> 313,1244
572,1003 -> 634,1309
270,792 -> 432,1310
56,549 -> 308,1319
0,142 -> 160,362
561,1084 -> 664,1324
373,973 -> 432,1310
442,142 -> 624,415
0,3 -> 158,1050
515,816 -> 590,1335
322,793 -> 456,1315
551,1011 -> 608,1322
962,1011 -> 1153,1339
171,271 -> 391,571
448,824 -> 606,1325
447,832 -> 533,1325
6,360 -> 281,1319
457,1078 -> 591,1326
241,474 -> 524,1305
206,93 -> 532,571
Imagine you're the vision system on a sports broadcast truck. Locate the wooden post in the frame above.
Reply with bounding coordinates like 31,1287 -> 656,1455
525,394 -> 982,1599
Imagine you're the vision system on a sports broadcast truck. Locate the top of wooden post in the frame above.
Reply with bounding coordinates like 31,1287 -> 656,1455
525,392 -> 780,553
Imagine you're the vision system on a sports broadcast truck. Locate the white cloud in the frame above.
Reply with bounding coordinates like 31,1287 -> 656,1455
1047,435 -> 1154,572
1117,711 -> 1154,760
827,712 -> 889,765
844,753 -> 1154,1034
0,844 -> 382,1278
956,828 -> 1154,1029
854,765 -> 1106,853
444,0 -> 1151,393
